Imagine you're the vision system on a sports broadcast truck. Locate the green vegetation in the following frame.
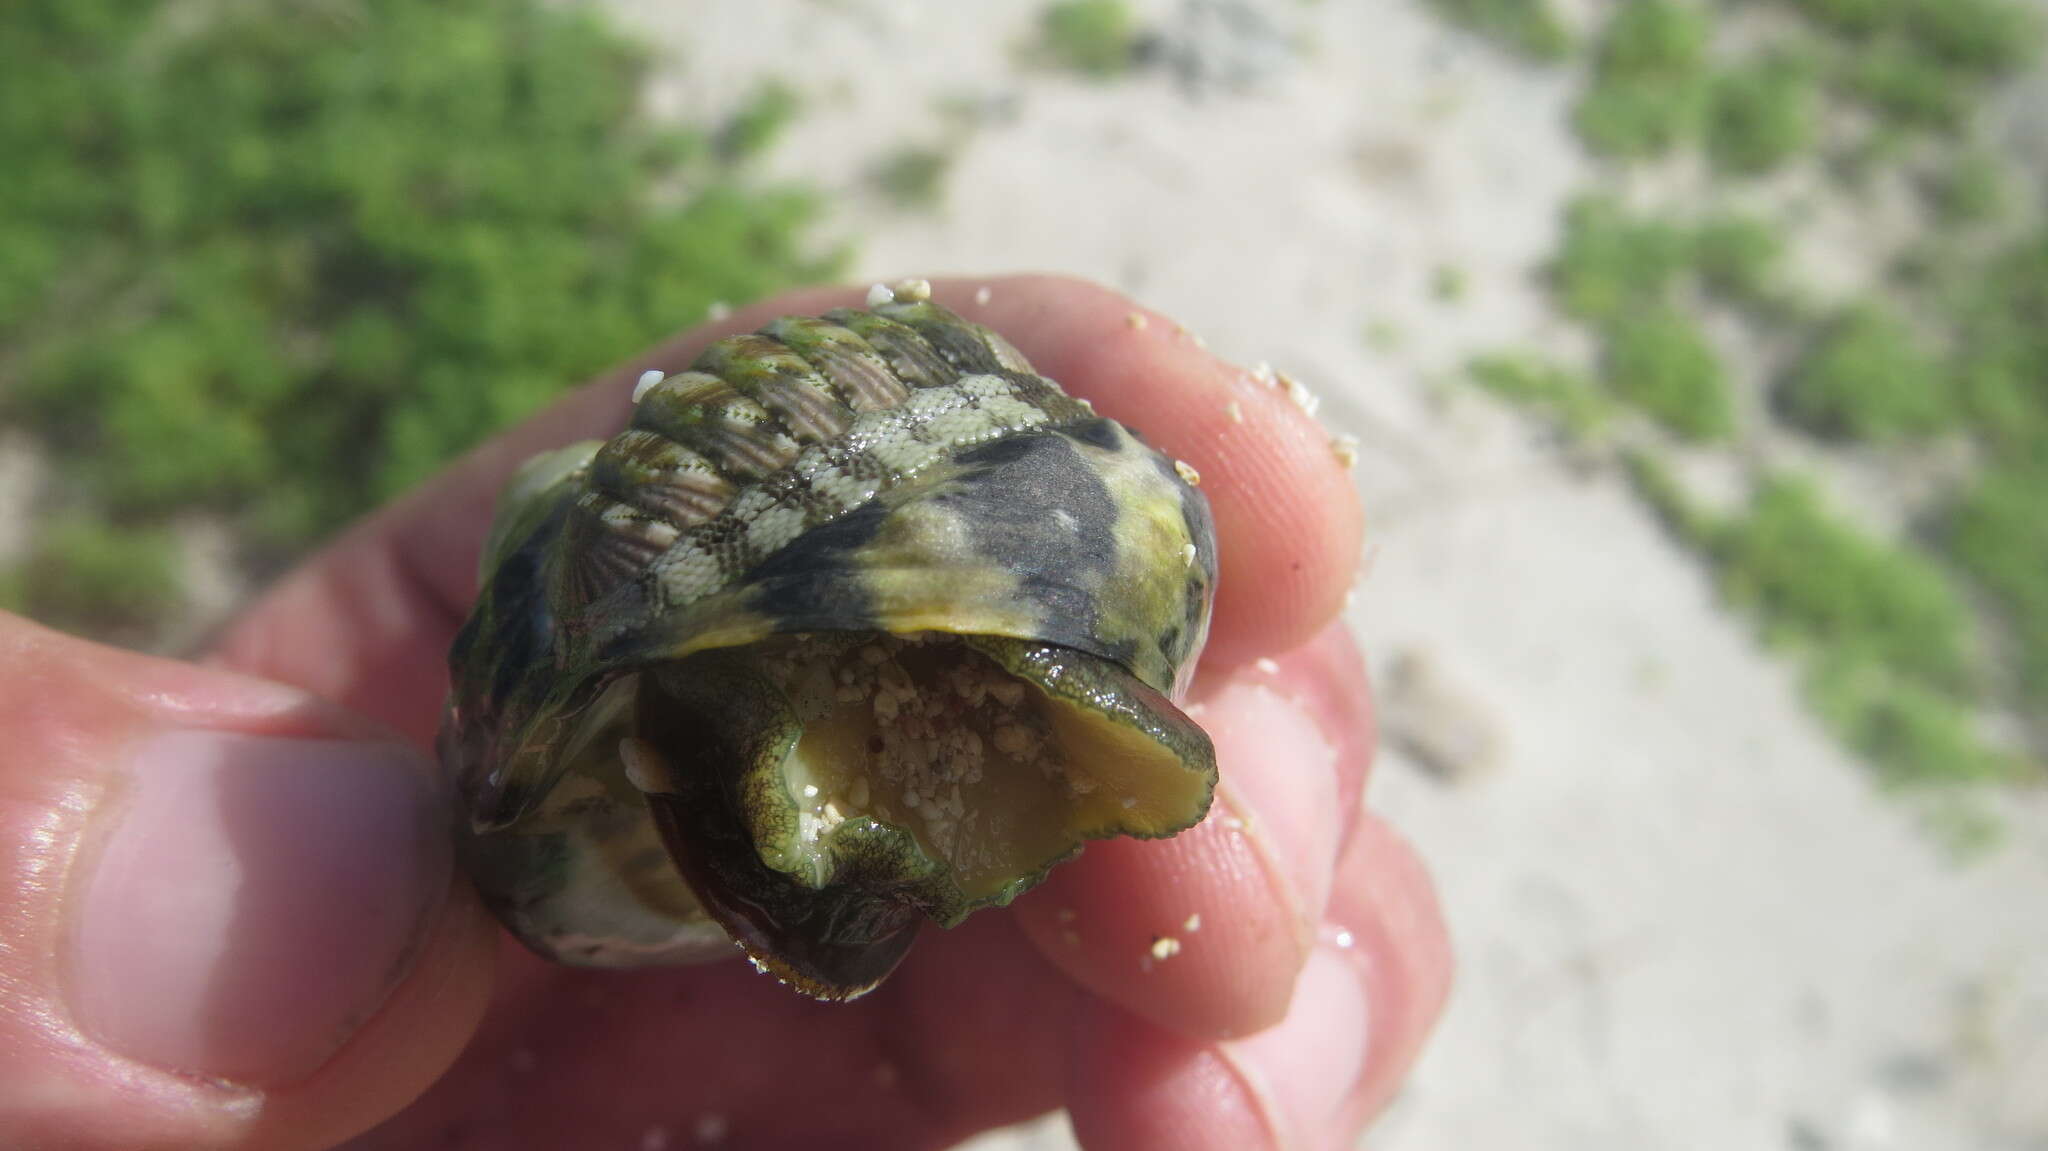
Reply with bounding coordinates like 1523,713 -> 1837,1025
716,81 -> 802,161
1468,354 -> 1611,439
1718,478 -> 1972,688
1780,304 -> 1950,441
1924,149 -> 2005,226
1706,54 -> 1818,176
0,0 -> 837,642
1603,306 -> 1732,441
873,146 -> 955,210
1717,478 -> 2017,790
1575,0 -> 1713,158
1545,197 -> 1741,440
1784,0 -> 2039,134
1034,0 -> 1141,79
1429,0 -> 2048,830
1692,212 -> 1786,313
1552,195 -> 1690,325
1806,656 -> 2018,790
1622,449 -> 1720,548
1950,463 -> 2048,705
1432,264 -> 1469,303
1948,233 -> 2048,459
2,521 -> 183,642
1843,39 -> 1974,131
1424,0 -> 1572,61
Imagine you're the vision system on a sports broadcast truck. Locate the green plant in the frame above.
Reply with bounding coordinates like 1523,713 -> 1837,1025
1553,195 -> 1692,324
1717,477 -> 1973,690
1780,304 -> 1952,441
1622,448 -> 1724,549
1946,231 -> 2048,460
1468,353 -> 1612,439
1424,0 -> 1572,61
1924,149 -> 2006,225
1692,212 -> 1786,312
3,520 -> 183,640
0,0 -> 838,640
1781,0 -> 1888,36
1805,655 -> 2018,789
1843,37 -> 1972,131
872,146 -> 955,210
716,81 -> 802,161
1949,463 -> 2048,706
1602,306 -> 1733,441
1035,0 -> 1140,79
1897,0 -> 2037,76
1432,264 -> 1469,303
1706,53 -> 1818,176
1575,0 -> 1714,158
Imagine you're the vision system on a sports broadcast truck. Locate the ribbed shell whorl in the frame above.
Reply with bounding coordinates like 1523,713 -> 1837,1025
557,294 -> 1093,614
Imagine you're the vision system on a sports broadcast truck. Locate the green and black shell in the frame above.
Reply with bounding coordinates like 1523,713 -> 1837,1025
440,282 -> 1218,999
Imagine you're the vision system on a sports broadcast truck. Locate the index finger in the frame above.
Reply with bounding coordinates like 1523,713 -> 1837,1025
214,274 -> 1363,741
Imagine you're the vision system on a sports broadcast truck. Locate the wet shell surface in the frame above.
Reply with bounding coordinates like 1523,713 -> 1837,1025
441,282 -> 1218,999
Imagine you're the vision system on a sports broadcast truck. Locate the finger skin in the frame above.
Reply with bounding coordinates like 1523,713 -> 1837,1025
1328,816 -> 1454,1127
215,274 -> 1364,740
189,274 -> 1414,1148
346,630 -> 1395,1150
1011,623 -> 1374,1040
0,615 -> 496,1150
350,915 -> 1081,1151
1067,814 -> 1453,1151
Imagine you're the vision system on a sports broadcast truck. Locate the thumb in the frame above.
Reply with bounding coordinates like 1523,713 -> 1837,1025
0,613 -> 494,1150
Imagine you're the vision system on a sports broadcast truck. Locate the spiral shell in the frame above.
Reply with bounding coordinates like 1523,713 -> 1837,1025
441,283 -> 1218,998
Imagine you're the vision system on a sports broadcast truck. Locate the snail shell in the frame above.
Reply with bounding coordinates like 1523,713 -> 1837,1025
441,283 -> 1217,998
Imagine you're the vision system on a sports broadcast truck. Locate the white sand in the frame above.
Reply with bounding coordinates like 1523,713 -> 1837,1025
596,2 -> 2048,1146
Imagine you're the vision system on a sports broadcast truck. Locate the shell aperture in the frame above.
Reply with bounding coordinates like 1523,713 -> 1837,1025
441,287 -> 1218,998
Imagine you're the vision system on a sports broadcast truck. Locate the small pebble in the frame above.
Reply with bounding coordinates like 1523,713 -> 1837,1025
1174,459 -> 1202,486
1150,936 -> 1182,961
1331,433 -> 1360,468
893,277 -> 933,302
1126,311 -> 1149,330
1184,912 -> 1202,932
1225,400 -> 1245,424
633,370 -> 664,403
1283,373 -> 1322,417
865,282 -> 894,308
974,284 -> 993,306
1332,928 -> 1355,950
1255,657 -> 1280,675
1182,542 -> 1198,568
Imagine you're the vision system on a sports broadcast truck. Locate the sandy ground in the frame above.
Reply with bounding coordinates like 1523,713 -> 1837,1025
592,1 -> 2048,1146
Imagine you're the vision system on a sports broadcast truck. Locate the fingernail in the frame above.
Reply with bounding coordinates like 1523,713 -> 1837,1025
68,732 -> 449,1084
1221,946 -> 1371,1148
1202,680 -> 1342,942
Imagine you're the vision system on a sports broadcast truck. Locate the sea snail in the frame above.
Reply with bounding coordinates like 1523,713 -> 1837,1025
440,281 -> 1218,999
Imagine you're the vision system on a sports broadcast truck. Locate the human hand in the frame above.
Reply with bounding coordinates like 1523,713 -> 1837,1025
0,275 -> 1450,1150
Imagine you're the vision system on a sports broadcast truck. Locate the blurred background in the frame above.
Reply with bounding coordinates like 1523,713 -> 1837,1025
4,0 -> 2046,1146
